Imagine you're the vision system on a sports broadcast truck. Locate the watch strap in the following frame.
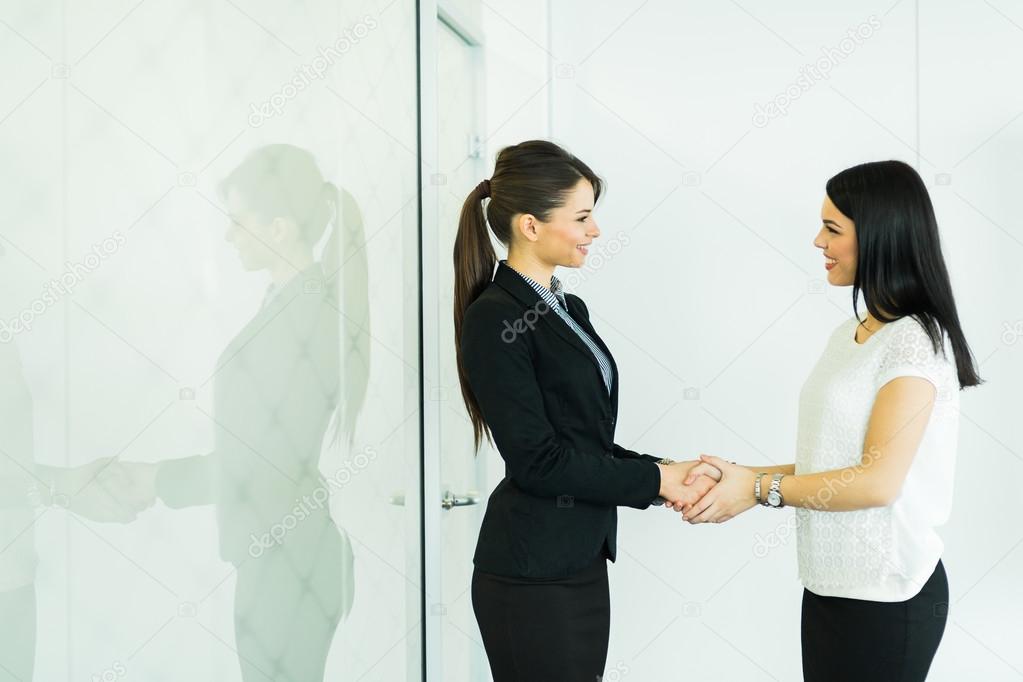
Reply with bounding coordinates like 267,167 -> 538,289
768,473 -> 785,508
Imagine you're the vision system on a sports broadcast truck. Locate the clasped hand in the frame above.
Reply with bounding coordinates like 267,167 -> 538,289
46,457 -> 160,523
659,455 -> 758,525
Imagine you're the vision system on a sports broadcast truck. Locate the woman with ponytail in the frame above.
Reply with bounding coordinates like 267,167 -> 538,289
453,140 -> 715,681
108,144 -> 362,681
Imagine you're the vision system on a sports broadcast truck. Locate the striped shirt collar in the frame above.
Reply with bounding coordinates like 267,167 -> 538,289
502,260 -> 567,310
500,261 -> 614,396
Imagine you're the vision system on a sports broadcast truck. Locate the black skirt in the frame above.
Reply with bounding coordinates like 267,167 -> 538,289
801,559 -> 949,682
471,552 -> 611,682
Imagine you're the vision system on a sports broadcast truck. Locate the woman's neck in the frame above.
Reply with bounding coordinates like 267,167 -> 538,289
864,311 -> 883,329
269,251 -> 314,286
863,305 -> 897,330
505,251 -> 555,290
855,309 -> 889,343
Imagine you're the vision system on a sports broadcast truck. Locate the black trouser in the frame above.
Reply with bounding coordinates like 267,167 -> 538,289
801,560 -> 949,682
472,554 -> 610,682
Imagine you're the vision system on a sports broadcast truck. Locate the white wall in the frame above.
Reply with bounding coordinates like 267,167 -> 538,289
539,1 -> 1022,680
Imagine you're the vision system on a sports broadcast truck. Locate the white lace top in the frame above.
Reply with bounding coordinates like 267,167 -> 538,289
795,315 -> 960,601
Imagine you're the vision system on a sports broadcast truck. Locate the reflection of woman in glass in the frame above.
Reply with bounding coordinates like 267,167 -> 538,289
2,271 -> 153,681
0,337 -> 40,682
120,144 -> 370,681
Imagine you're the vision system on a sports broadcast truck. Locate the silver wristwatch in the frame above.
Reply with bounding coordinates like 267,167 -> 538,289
765,473 -> 785,508
754,473 -> 766,504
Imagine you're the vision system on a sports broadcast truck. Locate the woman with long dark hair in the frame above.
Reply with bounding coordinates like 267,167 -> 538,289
681,160 -> 981,681
453,140 -> 715,681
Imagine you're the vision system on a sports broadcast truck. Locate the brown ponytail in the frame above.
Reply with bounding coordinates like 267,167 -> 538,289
453,140 -> 604,451
454,181 -> 498,450
323,182 -> 370,447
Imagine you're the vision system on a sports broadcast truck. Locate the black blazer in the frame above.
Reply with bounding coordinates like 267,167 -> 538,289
461,262 -> 661,579
156,264 -> 349,566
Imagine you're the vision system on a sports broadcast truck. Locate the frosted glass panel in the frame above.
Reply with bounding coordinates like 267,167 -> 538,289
0,1 -> 422,680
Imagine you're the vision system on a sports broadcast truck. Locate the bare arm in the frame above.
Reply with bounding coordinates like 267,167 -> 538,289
774,376 -> 935,511
684,376 -> 937,522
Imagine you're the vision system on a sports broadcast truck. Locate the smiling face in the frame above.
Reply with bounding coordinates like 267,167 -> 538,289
814,195 -> 858,286
516,177 -> 600,268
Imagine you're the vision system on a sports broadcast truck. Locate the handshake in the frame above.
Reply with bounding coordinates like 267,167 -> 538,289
41,457 -> 161,523
656,455 -> 759,525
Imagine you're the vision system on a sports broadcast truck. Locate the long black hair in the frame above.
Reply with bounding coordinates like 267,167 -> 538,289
826,160 -> 981,389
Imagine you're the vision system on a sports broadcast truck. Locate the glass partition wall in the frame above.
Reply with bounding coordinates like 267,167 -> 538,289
0,1 -> 423,680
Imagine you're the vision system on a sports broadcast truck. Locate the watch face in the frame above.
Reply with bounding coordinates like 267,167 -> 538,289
767,491 -> 782,507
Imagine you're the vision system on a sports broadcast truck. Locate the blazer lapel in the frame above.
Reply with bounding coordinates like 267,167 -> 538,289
493,262 -> 614,406
565,296 -> 620,417
220,263 -> 325,362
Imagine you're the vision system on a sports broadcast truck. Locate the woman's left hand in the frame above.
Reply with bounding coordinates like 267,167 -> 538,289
683,454 -> 757,524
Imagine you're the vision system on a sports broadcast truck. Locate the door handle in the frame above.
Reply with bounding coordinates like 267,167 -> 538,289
388,491 -> 482,509
441,490 -> 480,510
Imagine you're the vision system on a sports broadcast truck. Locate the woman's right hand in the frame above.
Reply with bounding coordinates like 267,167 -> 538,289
657,461 -> 718,509
683,461 -> 723,485
49,458 -> 158,522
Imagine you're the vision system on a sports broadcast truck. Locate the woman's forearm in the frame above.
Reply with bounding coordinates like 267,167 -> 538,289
745,379 -> 935,513
775,466 -> 891,512
742,463 -> 795,476
744,462 -> 894,510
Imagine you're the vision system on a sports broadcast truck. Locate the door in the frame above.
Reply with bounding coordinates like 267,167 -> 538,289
422,6 -> 493,681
